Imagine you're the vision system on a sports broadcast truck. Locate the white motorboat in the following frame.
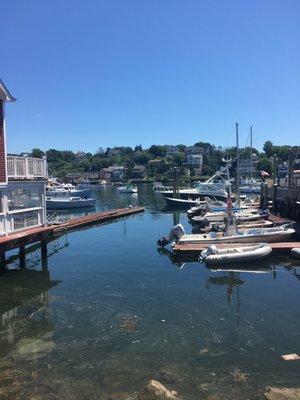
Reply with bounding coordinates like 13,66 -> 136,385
155,162 -> 232,200
165,197 -> 205,209
157,223 -> 295,246
200,219 -> 274,233
47,180 -> 91,198
46,194 -> 96,210
117,185 -> 138,194
291,248 -> 300,259
200,243 -> 272,264
191,209 -> 268,224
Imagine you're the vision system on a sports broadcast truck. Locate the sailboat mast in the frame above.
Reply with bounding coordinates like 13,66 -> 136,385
236,123 -> 240,205
250,126 -> 253,181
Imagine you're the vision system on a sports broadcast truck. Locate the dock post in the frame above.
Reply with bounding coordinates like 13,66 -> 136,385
287,149 -> 293,188
0,252 -> 6,272
272,184 -> 278,214
173,167 -> 179,199
260,182 -> 264,209
41,239 -> 48,259
19,244 -> 26,269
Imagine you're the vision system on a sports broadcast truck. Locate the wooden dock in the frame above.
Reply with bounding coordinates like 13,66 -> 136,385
173,241 -> 300,254
52,206 -> 145,234
0,206 -> 145,269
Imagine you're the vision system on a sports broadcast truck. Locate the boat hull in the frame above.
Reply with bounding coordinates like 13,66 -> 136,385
203,245 -> 272,265
46,199 -> 96,210
165,197 -> 203,209
177,230 -> 295,245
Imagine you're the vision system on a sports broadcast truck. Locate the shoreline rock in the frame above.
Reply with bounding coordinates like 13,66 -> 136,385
265,387 -> 300,400
138,380 -> 181,400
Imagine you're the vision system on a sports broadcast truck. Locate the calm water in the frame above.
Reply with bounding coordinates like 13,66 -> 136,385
0,184 -> 299,400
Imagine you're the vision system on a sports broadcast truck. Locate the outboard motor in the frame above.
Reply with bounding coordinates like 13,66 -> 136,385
157,224 -> 186,247
199,245 -> 218,261
260,209 -> 270,218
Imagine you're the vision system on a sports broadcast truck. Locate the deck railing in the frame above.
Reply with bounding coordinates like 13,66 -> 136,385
5,207 -> 44,233
7,156 -> 48,180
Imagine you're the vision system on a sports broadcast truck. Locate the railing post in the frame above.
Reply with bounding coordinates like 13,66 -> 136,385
25,158 -> 29,179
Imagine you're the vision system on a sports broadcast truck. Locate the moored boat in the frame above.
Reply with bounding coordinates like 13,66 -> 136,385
191,209 -> 268,224
199,243 -> 272,264
291,248 -> 300,259
165,197 -> 204,209
117,185 -> 138,193
157,223 -> 295,247
46,195 -> 96,210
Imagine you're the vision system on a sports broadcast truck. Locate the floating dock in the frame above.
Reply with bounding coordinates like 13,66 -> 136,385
0,206 -> 145,269
52,206 -> 145,234
173,241 -> 300,254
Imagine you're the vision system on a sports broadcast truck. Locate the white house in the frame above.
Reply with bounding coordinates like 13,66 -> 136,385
0,79 -> 48,236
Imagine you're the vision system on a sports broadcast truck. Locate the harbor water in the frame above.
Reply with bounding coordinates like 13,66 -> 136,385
0,184 -> 299,399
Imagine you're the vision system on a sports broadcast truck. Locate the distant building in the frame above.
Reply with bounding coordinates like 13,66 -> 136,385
65,172 -> 100,184
165,146 -> 178,157
186,154 -> 203,176
75,151 -> 87,160
100,166 -> 125,182
107,147 -> 122,158
185,146 -> 204,156
132,165 -> 146,179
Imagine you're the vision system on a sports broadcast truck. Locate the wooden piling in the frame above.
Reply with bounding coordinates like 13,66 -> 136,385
41,238 -> 48,259
19,244 -> 26,269
0,252 -> 6,271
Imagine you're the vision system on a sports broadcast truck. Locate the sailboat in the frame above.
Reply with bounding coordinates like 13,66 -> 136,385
239,127 -> 261,194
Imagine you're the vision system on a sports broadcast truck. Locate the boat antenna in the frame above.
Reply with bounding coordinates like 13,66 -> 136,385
235,123 -> 240,206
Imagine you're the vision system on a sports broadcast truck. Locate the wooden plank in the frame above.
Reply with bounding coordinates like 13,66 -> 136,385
55,206 -> 145,233
173,242 -> 300,253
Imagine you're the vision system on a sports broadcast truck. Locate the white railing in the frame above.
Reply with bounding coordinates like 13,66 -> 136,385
7,156 -> 48,180
5,207 -> 44,233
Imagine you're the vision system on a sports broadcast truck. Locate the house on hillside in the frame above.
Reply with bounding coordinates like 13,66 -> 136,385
185,146 -> 204,156
186,154 -> 203,176
0,79 -> 48,236
100,166 -> 125,182
132,165 -> 146,179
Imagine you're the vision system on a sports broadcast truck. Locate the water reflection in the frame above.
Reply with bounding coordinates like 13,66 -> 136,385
0,184 -> 299,400
0,268 -> 60,398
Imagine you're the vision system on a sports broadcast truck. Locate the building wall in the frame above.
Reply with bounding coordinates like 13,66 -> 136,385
0,101 -> 7,184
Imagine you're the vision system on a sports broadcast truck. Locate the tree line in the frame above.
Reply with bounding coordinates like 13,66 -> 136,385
29,141 -> 300,179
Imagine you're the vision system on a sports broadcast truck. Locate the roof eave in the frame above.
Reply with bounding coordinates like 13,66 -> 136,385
0,79 -> 17,102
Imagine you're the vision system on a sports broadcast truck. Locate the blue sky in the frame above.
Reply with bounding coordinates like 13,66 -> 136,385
2,0 -> 300,153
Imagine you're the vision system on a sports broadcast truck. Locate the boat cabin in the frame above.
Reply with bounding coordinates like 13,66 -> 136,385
0,79 -> 48,236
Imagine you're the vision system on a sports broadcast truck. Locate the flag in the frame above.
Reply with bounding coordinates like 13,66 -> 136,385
260,170 -> 270,178
226,194 -> 232,209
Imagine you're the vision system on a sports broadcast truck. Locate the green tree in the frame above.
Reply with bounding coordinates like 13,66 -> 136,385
31,148 -> 45,158
256,157 -> 273,175
263,141 -> 274,157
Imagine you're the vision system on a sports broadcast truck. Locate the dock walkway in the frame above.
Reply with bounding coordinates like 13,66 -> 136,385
0,206 -> 144,268
53,206 -> 145,234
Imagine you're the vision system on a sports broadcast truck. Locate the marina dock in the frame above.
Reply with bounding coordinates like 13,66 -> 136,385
173,241 -> 300,254
0,206 -> 145,269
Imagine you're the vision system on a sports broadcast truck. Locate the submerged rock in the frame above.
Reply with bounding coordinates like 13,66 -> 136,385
265,387 -> 300,400
138,380 -> 181,400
